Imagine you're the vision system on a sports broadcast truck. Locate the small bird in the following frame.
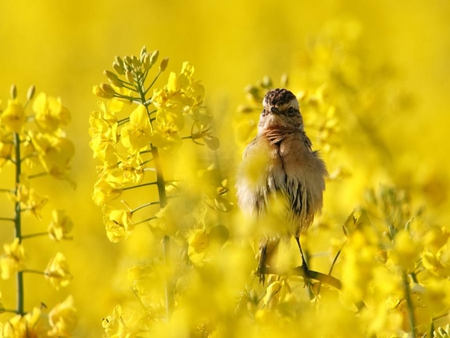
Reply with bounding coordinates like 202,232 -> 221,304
237,88 -> 328,283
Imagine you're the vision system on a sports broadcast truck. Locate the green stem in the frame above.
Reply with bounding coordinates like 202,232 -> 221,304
122,181 -> 157,191
0,188 -> 14,193
21,269 -> 46,275
134,216 -> 157,225
162,235 -> 173,319
144,70 -> 162,96
152,145 -> 173,320
2,308 -> 22,314
0,217 -> 15,222
136,71 -> 173,320
402,271 -> 417,337
265,266 -> 342,289
316,241 -> 346,302
21,232 -> 48,240
27,172 -> 48,179
13,132 -> 24,315
130,201 -> 160,214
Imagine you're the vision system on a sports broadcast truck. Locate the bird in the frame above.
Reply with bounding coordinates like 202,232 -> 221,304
236,88 -> 328,283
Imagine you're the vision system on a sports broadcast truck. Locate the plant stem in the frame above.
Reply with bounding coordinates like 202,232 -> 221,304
151,145 -> 173,320
403,271 -> 417,338
137,70 -> 173,320
122,181 -> 158,191
130,201 -> 160,215
21,232 -> 48,240
14,132 -> 24,315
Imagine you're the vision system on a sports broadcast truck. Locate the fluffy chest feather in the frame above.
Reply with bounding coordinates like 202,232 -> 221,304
237,130 -> 326,234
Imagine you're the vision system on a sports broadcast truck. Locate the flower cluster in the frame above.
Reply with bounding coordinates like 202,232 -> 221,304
90,47 -> 222,242
96,23 -> 448,338
229,21 -> 450,338
0,86 -> 77,336
91,47 -> 234,336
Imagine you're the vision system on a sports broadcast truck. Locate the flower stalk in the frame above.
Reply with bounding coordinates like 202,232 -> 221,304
13,132 -> 24,315
403,271 -> 417,338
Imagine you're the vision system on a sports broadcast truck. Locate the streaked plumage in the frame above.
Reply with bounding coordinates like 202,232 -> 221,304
237,88 -> 328,282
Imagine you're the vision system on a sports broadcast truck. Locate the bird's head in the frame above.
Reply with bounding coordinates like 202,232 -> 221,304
258,88 -> 304,133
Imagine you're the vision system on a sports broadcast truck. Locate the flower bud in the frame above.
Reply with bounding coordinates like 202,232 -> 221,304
237,105 -> 254,113
125,71 -> 134,84
159,57 -> 169,72
245,85 -> 259,97
280,73 -> 289,87
10,84 -> 17,99
93,85 -> 114,99
124,56 -> 132,67
108,78 -> 123,88
114,56 -> 124,68
27,85 -> 36,101
104,70 -> 119,82
132,55 -> 140,69
140,46 -> 147,60
142,54 -> 151,70
262,75 -> 272,88
113,61 -> 125,75
149,50 -> 159,66
100,83 -> 116,95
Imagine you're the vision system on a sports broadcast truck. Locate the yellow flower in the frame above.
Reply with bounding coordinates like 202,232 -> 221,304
420,279 -> 450,320
103,207 -> 134,242
150,121 -> 182,150
341,229 -> 378,302
189,229 -> 210,254
31,132 -> 75,180
14,182 -> 49,220
100,154 -> 144,187
0,99 -> 26,132
48,209 -> 74,241
92,177 -> 122,206
423,242 -> 450,277
0,128 -> 13,167
1,238 -> 26,280
48,295 -> 78,336
262,280 -> 283,308
32,92 -> 71,132
102,305 -> 133,338
121,105 -> 152,152
1,307 -> 44,337
89,103 -> 118,163
155,107 -> 184,130
390,230 -> 422,272
188,229 -> 210,265
45,252 -> 72,289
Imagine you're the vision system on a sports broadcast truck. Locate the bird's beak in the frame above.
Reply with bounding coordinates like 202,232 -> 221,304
270,106 -> 280,114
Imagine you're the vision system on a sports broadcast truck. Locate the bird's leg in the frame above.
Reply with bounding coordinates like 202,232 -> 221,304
295,236 -> 315,299
295,236 -> 309,277
257,242 -> 267,284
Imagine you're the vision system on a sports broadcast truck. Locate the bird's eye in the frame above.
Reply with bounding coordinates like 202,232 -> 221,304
288,107 -> 296,116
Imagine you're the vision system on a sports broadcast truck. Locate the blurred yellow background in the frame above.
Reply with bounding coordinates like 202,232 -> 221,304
1,0 -> 449,336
